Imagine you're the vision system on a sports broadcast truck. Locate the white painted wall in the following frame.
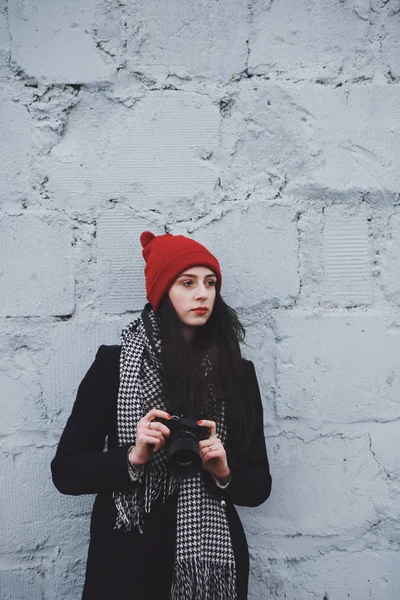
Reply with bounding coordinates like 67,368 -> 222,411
1,1 -> 399,598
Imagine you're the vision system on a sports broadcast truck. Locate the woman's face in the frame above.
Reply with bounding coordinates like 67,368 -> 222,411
168,266 -> 217,331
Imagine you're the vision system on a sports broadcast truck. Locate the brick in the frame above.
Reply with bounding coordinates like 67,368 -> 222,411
0,84 -> 32,205
381,11 -> 400,79
126,0 -> 249,79
0,547 -> 86,600
248,550 -> 287,600
194,204 -> 299,308
0,361 -> 43,435
275,313 -> 400,422
240,318 -> 275,427
249,0 -> 373,80
228,83 -> 400,196
225,83 -> 319,199
0,445 -> 92,554
51,553 -> 87,600
297,209 -> 325,306
96,208 -> 159,313
0,0 -> 9,64
48,91 -> 220,209
286,84 -> 400,192
379,212 -> 400,307
41,319 -> 125,429
0,214 -> 75,317
249,549 -> 400,600
0,321 -> 53,435
322,205 -> 372,307
285,550 -> 400,600
241,435 -> 389,537
8,0 -> 115,83
0,568 -> 44,600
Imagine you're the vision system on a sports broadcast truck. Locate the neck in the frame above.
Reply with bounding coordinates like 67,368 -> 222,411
181,325 -> 195,343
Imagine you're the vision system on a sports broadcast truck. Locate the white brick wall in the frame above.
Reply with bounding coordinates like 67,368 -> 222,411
126,0 -> 249,79
0,84 -> 32,206
8,0 -> 115,83
41,319 -> 124,428
47,91 -> 220,209
0,214 -> 75,317
379,212 -> 400,306
194,204 -> 300,308
96,208 -> 161,313
1,1 -> 399,598
275,313 -> 400,422
262,434 -> 390,536
249,0 -> 373,81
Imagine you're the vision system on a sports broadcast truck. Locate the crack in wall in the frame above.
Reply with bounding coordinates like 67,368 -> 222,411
366,433 -> 392,480
294,210 -> 303,306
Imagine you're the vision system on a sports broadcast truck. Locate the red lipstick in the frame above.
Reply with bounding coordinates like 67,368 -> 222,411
192,307 -> 208,315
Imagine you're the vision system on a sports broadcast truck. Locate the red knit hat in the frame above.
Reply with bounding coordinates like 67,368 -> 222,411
140,231 -> 222,312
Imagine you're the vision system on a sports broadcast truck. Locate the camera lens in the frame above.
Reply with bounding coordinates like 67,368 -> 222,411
167,431 -> 202,478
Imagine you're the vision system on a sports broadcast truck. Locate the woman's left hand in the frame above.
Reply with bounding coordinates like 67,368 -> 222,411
198,420 -> 231,484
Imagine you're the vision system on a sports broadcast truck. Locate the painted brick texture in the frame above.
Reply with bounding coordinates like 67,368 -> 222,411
0,1 -> 399,599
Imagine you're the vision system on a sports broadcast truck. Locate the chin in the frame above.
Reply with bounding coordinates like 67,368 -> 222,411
185,314 -> 209,326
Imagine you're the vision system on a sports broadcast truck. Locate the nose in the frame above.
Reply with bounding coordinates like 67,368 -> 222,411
194,282 -> 208,301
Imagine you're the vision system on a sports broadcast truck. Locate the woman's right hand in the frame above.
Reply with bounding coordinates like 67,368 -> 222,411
128,408 -> 172,467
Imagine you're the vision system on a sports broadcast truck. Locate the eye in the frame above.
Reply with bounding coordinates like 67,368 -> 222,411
182,280 -> 193,287
206,280 -> 216,287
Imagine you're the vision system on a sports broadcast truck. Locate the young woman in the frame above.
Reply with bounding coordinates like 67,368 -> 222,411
51,231 -> 272,600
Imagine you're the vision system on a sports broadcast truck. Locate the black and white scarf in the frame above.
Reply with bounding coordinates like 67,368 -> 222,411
113,305 -> 237,600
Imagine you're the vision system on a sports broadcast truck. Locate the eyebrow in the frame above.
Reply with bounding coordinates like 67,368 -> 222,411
179,273 -> 217,279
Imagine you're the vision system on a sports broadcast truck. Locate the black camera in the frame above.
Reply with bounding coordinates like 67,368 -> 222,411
157,415 -> 211,479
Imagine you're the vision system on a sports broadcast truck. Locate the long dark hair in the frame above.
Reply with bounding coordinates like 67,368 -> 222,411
157,286 -> 254,454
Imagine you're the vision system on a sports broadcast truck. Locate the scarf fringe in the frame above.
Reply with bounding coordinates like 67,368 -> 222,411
171,558 -> 237,600
114,458 -> 178,533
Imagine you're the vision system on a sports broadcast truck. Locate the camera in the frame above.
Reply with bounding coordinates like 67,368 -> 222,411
157,415 -> 211,478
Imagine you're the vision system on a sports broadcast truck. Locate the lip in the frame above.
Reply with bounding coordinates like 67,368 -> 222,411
192,308 -> 208,313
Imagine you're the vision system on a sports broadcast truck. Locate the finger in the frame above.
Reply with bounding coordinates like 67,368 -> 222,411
202,449 -> 225,462
200,434 -> 222,446
201,442 -> 223,457
153,437 -> 166,452
141,435 -> 163,446
143,436 -> 165,455
146,408 -> 172,422
197,419 -> 216,438
145,421 -> 171,438
139,413 -> 172,436
199,437 -> 222,450
138,430 -> 165,444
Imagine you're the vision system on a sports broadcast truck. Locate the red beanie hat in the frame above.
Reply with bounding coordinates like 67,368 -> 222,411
140,231 -> 222,312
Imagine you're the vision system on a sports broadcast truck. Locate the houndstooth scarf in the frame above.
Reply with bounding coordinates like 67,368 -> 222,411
113,304 -> 237,600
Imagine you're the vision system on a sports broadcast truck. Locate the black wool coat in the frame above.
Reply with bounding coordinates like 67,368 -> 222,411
51,345 -> 272,600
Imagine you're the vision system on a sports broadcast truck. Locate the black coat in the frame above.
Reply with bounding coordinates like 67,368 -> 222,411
51,345 -> 272,600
